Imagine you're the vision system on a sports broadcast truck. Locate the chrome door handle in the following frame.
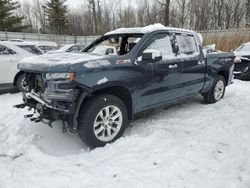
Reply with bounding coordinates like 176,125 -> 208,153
198,61 -> 205,65
169,64 -> 178,69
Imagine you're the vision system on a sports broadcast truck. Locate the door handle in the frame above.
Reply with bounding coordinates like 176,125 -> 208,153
198,61 -> 205,65
169,64 -> 178,69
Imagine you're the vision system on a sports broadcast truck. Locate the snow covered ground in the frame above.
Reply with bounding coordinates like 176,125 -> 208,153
0,79 -> 250,188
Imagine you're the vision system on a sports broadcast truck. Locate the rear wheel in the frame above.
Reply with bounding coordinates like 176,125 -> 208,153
16,73 -> 29,92
203,75 -> 226,104
78,94 -> 128,148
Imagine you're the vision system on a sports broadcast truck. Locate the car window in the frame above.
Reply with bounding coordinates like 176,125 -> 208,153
0,45 -> 16,55
39,46 -> 58,52
176,34 -> 198,56
67,45 -> 77,52
237,45 -> 250,52
17,45 -> 43,55
77,45 -> 85,51
84,34 -> 143,56
143,33 -> 176,59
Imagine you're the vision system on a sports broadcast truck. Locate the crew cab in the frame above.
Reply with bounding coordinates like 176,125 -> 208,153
0,41 -> 43,92
16,24 -> 235,148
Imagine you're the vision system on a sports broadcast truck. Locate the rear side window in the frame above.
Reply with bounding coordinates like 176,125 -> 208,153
0,45 -> 16,55
176,34 -> 198,56
17,45 -> 43,55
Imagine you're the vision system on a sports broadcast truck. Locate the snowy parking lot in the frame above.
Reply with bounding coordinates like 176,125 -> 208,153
0,79 -> 250,188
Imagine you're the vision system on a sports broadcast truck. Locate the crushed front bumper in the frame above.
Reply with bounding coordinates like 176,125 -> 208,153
14,80 -> 89,133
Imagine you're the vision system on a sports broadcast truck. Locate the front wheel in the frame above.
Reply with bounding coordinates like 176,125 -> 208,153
203,75 -> 226,104
16,73 -> 29,92
78,94 -> 128,148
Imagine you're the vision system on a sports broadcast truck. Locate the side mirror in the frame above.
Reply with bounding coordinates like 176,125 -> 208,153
141,49 -> 162,62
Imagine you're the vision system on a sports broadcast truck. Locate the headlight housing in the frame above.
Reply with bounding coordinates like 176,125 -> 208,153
46,72 -> 75,81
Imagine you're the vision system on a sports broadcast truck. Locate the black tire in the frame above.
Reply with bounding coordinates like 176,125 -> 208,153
16,73 -> 29,92
78,94 -> 128,148
203,75 -> 226,104
242,72 -> 250,81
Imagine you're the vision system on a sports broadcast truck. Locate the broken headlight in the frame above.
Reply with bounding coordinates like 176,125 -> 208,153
46,72 -> 75,81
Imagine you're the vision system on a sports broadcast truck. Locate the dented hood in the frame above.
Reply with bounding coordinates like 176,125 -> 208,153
18,52 -> 105,72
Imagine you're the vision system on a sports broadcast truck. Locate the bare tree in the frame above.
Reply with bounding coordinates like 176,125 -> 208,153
155,0 -> 171,26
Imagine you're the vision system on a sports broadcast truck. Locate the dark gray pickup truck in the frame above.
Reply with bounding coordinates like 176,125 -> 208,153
15,24 -> 235,147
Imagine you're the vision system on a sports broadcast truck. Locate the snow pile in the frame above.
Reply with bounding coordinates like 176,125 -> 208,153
1,79 -> 250,188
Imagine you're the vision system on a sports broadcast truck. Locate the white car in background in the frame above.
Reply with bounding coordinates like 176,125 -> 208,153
48,44 -> 85,54
0,41 -> 43,92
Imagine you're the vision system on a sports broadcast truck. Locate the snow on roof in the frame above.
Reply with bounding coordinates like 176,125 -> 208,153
105,23 -> 197,36
105,23 -> 203,44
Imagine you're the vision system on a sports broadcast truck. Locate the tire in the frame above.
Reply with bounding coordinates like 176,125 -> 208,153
78,94 -> 128,148
242,72 -> 250,81
16,73 -> 29,92
203,75 -> 226,104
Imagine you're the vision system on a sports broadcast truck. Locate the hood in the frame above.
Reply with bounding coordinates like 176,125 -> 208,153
234,51 -> 250,57
18,52 -> 104,72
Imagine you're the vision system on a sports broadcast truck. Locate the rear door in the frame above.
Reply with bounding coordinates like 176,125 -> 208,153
175,33 -> 206,98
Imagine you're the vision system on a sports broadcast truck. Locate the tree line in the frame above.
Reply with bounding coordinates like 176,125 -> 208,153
1,0 -> 250,35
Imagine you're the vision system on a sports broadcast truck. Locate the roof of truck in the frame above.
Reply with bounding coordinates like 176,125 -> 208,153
105,23 -> 203,44
105,23 -> 197,36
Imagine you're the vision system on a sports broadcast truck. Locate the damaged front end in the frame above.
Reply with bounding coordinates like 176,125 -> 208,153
14,73 -> 89,134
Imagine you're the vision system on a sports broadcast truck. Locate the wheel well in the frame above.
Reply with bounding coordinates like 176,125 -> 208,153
13,71 -> 24,86
84,86 -> 133,120
217,70 -> 229,84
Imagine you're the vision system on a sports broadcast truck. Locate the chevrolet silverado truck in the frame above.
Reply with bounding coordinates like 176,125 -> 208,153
15,24 -> 235,148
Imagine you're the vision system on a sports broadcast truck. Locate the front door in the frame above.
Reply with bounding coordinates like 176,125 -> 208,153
136,32 -> 180,111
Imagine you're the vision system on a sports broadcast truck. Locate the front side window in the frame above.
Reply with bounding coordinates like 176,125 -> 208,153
145,34 -> 175,59
176,34 -> 198,56
17,45 -> 43,55
0,45 -> 16,55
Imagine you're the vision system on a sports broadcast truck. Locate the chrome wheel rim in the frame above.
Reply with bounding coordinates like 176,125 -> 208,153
214,80 -> 224,101
21,77 -> 29,91
93,105 -> 123,142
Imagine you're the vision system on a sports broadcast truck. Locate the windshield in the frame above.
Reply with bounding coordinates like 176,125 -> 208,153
236,44 -> 250,52
17,45 -> 43,55
83,34 -> 143,56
